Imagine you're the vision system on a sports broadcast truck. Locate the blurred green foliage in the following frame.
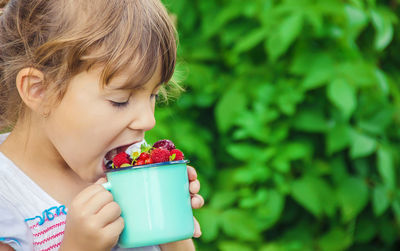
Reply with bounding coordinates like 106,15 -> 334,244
148,0 -> 400,250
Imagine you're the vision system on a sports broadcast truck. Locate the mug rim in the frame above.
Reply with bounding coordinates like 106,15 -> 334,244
104,160 -> 189,173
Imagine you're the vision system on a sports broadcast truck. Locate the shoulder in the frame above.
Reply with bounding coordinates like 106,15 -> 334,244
0,195 -> 33,251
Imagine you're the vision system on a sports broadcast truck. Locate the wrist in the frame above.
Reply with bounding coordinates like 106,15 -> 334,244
159,239 -> 195,251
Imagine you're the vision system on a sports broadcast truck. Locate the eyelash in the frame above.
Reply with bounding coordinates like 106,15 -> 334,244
110,100 -> 129,109
110,94 -> 159,109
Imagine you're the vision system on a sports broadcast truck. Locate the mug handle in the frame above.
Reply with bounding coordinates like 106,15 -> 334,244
102,182 -> 112,191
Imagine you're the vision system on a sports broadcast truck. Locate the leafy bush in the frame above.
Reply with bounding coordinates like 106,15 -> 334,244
148,0 -> 400,250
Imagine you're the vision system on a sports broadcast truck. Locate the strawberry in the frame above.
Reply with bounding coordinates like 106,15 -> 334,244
136,159 -> 145,166
145,158 -> 153,164
139,152 -> 150,160
150,148 -> 170,163
170,149 -> 184,161
113,152 -> 131,168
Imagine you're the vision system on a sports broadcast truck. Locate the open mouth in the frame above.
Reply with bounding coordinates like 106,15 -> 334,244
103,143 -> 138,169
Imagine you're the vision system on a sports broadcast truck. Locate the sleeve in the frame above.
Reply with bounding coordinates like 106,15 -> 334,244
0,196 -> 33,251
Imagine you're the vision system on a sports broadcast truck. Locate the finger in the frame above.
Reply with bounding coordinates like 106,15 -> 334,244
189,179 -> 200,194
103,217 -> 125,247
97,201 -> 122,226
84,189 -> 114,215
193,217 -> 202,238
73,184 -> 106,206
191,194 -> 204,209
95,177 -> 107,184
187,165 -> 197,181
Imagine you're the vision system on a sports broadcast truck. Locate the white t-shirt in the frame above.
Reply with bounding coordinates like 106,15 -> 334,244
0,133 -> 160,251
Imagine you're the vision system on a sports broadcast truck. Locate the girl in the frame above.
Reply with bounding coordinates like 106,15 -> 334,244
0,0 -> 203,250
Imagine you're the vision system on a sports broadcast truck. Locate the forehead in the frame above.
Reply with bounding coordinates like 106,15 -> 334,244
105,58 -> 163,91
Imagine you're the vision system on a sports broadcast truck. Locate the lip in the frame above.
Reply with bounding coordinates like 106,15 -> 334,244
117,139 -> 144,153
104,139 -> 144,160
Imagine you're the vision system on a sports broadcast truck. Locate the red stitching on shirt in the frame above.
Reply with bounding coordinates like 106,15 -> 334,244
32,221 -> 66,237
33,231 -> 64,245
41,241 -> 62,251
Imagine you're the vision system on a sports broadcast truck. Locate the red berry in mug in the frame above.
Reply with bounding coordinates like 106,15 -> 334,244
153,139 -> 176,151
136,159 -> 145,166
170,149 -> 184,161
139,152 -> 150,160
150,148 -> 170,163
113,152 -> 131,168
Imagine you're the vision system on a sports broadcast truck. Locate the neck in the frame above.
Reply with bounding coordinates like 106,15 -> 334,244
0,118 -> 88,205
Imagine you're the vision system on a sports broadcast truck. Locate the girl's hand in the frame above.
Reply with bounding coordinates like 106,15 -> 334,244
60,178 -> 124,251
187,165 -> 204,238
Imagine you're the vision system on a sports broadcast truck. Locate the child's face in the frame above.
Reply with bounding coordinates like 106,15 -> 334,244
43,63 -> 162,182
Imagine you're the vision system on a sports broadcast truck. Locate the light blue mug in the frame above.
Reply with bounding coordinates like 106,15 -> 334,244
102,160 -> 194,248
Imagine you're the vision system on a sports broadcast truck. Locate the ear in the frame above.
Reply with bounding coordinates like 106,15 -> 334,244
16,67 -> 47,114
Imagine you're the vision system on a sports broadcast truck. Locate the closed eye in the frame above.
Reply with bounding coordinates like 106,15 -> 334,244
110,100 -> 129,108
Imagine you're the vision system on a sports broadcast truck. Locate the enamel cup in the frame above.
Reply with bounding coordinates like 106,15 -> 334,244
102,160 -> 194,248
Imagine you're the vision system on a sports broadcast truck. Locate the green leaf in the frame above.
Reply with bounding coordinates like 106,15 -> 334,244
372,185 -> 390,216
234,28 -> 267,54
350,130 -> 377,158
354,216 -> 377,243
326,124 -> 351,155
215,86 -> 247,133
391,198 -> 400,225
291,176 -> 334,217
378,215 -> 398,244
337,177 -> 369,222
371,9 -> 394,50
260,243 -> 284,251
345,4 -> 369,40
227,143 -> 272,162
357,108 -> 394,136
318,227 -> 352,251
234,164 -> 272,185
301,55 -> 335,90
266,13 -> 303,61
375,68 -> 389,95
327,79 -> 356,118
219,241 -> 254,251
203,4 -> 242,38
377,146 -> 396,189
292,177 -> 321,217
293,109 -> 329,133
257,189 -> 285,230
194,207 -> 220,242
220,209 -> 260,241
280,141 -> 312,161
209,191 -> 238,210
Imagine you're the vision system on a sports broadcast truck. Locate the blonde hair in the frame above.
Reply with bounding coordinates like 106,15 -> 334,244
0,0 -> 178,130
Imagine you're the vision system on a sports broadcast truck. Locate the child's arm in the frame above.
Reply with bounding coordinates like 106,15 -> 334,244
159,239 -> 195,251
0,242 -> 14,251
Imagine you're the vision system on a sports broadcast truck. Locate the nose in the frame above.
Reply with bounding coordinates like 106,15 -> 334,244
128,101 -> 156,132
